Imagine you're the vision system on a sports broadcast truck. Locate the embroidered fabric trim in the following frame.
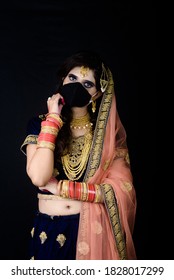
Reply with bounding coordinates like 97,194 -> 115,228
101,184 -> 127,260
20,134 -> 38,155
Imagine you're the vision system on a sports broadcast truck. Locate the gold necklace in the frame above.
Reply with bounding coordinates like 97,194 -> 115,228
70,112 -> 93,129
61,128 -> 93,180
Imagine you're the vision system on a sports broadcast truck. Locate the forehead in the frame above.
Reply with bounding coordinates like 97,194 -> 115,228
68,66 -> 95,82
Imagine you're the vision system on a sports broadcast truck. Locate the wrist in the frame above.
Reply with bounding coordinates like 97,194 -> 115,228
46,113 -> 63,129
57,180 -> 62,195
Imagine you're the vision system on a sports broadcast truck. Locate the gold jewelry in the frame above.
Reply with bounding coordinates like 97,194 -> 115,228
60,180 -> 69,198
92,99 -> 96,113
61,128 -> 93,180
100,63 -> 109,92
80,66 -> 89,77
37,141 -> 55,151
70,112 -> 93,129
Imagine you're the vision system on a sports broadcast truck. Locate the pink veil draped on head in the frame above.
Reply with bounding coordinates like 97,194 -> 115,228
76,68 -> 137,260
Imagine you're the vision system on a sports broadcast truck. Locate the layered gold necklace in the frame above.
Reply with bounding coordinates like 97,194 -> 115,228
70,112 -> 93,130
61,113 -> 93,180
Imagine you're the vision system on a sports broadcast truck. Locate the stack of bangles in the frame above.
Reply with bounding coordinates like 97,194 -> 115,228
58,180 -> 104,203
37,113 -> 63,151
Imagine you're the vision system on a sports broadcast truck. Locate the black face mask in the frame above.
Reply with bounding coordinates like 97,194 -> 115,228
60,82 -> 91,108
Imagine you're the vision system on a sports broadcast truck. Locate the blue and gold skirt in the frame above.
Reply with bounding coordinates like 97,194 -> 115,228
29,211 -> 80,260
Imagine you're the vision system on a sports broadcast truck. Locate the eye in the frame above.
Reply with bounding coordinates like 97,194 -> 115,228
83,81 -> 95,89
68,74 -> 77,82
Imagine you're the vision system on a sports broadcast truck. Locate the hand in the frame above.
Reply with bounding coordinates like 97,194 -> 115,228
39,177 -> 59,195
47,93 -> 65,115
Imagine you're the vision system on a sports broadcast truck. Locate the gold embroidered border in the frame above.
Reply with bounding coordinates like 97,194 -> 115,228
84,69 -> 114,181
39,114 -> 46,120
115,148 -> 130,165
101,184 -> 127,260
20,134 -> 38,155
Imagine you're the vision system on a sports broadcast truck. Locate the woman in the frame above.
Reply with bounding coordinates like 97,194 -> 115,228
21,50 -> 137,260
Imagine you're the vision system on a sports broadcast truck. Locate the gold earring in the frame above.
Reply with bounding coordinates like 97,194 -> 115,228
100,63 -> 109,92
92,100 -> 96,113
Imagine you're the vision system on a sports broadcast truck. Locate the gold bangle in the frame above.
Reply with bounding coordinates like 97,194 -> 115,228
94,184 -> 104,203
82,182 -> 88,201
37,141 -> 55,151
41,126 -> 58,135
94,184 -> 99,203
61,180 -> 69,198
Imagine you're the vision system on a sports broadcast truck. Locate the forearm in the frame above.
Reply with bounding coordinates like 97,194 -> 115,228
26,113 -> 63,187
26,146 -> 54,187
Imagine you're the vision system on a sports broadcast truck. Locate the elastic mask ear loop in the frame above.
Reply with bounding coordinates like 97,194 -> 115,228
89,91 -> 98,104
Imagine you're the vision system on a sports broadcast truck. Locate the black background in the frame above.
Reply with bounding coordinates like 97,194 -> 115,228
0,1 -> 158,260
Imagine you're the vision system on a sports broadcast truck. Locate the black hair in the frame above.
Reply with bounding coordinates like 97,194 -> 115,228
56,50 -> 104,91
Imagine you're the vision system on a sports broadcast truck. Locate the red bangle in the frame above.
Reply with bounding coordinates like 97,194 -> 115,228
41,120 -> 58,129
75,182 -> 81,200
88,184 -> 96,202
38,134 -> 57,144
69,181 -> 75,199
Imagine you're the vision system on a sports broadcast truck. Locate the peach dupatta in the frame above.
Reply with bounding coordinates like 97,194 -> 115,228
76,69 -> 137,260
